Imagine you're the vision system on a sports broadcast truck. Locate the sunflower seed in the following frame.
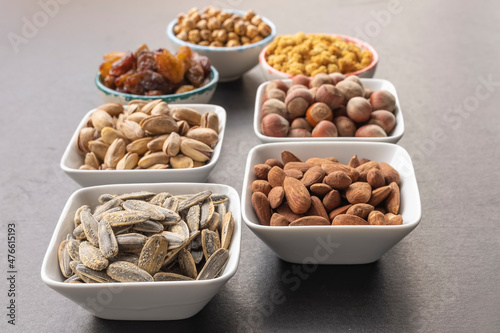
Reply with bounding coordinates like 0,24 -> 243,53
131,220 -> 164,233
138,235 -> 169,275
186,205 -> 200,233
93,197 -> 123,217
162,196 -> 179,211
111,224 -> 132,235
197,248 -> 229,280
160,231 -> 185,249
94,206 -> 123,222
116,191 -> 156,201
66,237 -> 81,261
206,211 -> 220,232
79,241 -> 109,271
200,198 -> 214,229
109,253 -> 139,265
64,275 -> 83,283
149,192 -> 171,206
73,224 -> 86,239
153,272 -> 194,281
58,240 -> 73,278
116,233 -> 147,253
122,200 -> 165,220
221,212 -> 235,250
102,210 -> 149,227
162,231 -> 200,267
169,220 -> 189,240
107,261 -> 153,282
98,219 -> 119,258
177,190 -> 212,211
80,206 -> 99,246
211,194 -> 229,205
178,248 -> 197,279
202,229 -> 220,261
74,205 -> 85,227
191,249 -> 204,264
75,264 -> 117,283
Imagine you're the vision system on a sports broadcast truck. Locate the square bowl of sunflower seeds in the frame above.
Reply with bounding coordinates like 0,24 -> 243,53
41,182 -> 241,320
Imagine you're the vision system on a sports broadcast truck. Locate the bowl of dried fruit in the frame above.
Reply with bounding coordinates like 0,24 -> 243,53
60,102 -> 226,187
96,44 -> 218,104
167,7 -> 276,82
254,74 -> 404,143
41,182 -> 241,320
241,142 -> 421,265
259,32 -> 378,81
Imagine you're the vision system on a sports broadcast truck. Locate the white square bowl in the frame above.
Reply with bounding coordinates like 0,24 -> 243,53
241,142 -> 421,264
61,104 -> 226,187
41,182 -> 241,320
254,78 -> 404,143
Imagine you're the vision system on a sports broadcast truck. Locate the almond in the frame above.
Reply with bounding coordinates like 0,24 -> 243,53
283,176 -> 311,214
367,169 -> 385,188
252,180 -> 272,196
385,182 -> 400,214
284,169 -> 303,179
321,163 -> 359,182
348,155 -> 360,168
301,166 -> 326,187
270,213 -> 289,226
276,202 -> 303,223
305,157 -> 338,166
289,216 -> 330,226
267,166 -> 287,187
268,186 -> 285,209
251,192 -> 272,226
265,158 -> 284,168
346,182 -> 372,204
283,162 -> 314,173
254,163 -> 271,180
346,203 -> 374,219
380,162 -> 401,186
332,214 -> 369,225
323,190 -> 341,211
385,213 -> 403,225
310,183 -> 333,197
306,196 -> 329,221
328,204 -> 352,220
355,161 -> 380,182
281,150 -> 302,164
324,171 -> 352,190
368,210 -> 387,225
367,185 -> 392,207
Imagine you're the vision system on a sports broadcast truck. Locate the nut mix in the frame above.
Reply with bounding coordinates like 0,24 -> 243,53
99,44 -> 211,95
251,151 -> 403,226
173,7 -> 272,47
59,190 -> 234,283
265,32 -> 373,76
76,101 -> 220,170
260,73 -> 397,138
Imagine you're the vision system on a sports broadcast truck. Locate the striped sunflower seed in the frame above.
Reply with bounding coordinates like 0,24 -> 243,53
107,261 -> 153,282
79,241 -> 109,271
197,248 -> 229,280
138,235 -> 169,275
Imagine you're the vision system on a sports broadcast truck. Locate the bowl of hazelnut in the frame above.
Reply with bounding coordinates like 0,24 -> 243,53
96,44 -> 218,105
259,33 -> 378,81
167,7 -> 276,82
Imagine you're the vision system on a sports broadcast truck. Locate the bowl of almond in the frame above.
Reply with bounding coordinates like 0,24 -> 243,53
241,142 -> 421,264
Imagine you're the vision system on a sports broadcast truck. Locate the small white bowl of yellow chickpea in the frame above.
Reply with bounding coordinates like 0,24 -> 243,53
259,33 -> 378,80
167,6 -> 276,82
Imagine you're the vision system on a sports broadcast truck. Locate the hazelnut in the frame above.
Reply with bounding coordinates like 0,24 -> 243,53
291,117 -> 313,132
288,128 -> 312,137
261,98 -> 287,117
285,88 -> 314,119
245,24 -> 259,39
234,21 -> 247,36
344,75 -> 363,88
355,124 -> 387,137
226,39 -> 241,47
364,88 -> 374,99
291,74 -> 311,87
196,19 -> 208,30
310,73 -> 333,88
258,22 -> 272,37
207,17 -> 221,30
346,96 -> 372,123
336,80 -> 364,100
265,80 -> 288,93
188,29 -> 201,44
288,84 -> 309,93
262,114 -> 289,137
311,120 -> 338,137
333,105 -> 347,118
263,88 -> 286,102
315,84 -> 346,109
370,90 -> 396,112
333,116 -> 356,137
329,72 -> 346,85
305,102 -> 333,127
368,110 -> 396,133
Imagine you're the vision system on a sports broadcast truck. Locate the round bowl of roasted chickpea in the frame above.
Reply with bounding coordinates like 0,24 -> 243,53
167,7 -> 276,82
259,33 -> 378,81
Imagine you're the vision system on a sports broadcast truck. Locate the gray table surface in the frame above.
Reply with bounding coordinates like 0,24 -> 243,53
2,0 -> 499,332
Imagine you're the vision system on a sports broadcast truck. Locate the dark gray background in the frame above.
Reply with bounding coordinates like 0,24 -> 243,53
1,0 -> 499,332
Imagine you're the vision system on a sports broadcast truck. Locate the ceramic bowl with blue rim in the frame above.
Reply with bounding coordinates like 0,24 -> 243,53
167,10 -> 276,82
95,66 -> 218,104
